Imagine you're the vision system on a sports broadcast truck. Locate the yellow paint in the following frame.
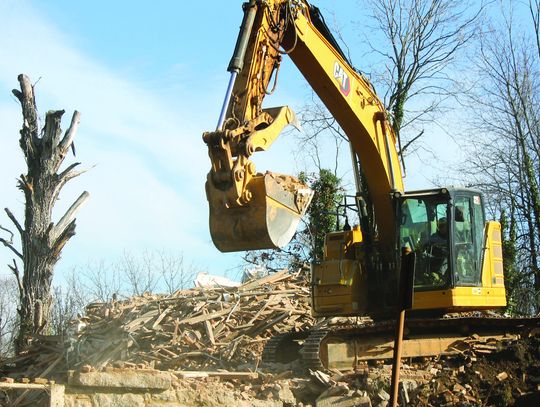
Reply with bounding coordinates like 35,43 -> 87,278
413,221 -> 506,310
413,286 -> 507,310
288,7 -> 403,247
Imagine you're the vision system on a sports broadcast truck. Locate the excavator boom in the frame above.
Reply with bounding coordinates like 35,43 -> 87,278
204,0 -> 403,252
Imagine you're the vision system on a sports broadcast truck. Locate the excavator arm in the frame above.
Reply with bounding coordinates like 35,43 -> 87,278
203,0 -> 403,252
283,3 -> 404,248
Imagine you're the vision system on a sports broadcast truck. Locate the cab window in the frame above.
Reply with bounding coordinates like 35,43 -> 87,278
454,195 -> 483,286
400,197 -> 450,290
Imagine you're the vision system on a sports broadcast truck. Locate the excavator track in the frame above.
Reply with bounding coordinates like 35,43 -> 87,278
263,316 -> 540,371
262,331 -> 310,364
300,329 -> 330,370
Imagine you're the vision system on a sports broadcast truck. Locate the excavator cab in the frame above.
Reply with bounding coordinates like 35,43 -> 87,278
399,188 -> 506,311
312,188 -> 506,317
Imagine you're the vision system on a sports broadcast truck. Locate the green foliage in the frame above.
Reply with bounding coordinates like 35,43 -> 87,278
243,169 -> 343,270
300,169 -> 343,262
500,209 -> 520,314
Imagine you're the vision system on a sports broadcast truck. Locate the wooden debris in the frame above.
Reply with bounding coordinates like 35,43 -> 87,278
173,370 -> 259,379
496,371 -> 508,381
3,270 -> 320,375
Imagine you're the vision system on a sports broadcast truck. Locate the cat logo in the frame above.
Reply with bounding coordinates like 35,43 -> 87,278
333,61 -> 350,96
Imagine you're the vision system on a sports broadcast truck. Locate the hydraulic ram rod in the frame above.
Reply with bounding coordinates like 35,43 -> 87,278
216,0 -> 257,131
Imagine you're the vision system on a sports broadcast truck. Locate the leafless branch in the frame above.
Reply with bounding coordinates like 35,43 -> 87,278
0,224 -> 23,260
4,208 -> 23,235
51,191 -> 90,245
8,260 -> 23,300
399,130 -> 424,155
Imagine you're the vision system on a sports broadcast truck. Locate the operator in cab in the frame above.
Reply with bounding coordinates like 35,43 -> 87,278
420,217 -> 450,287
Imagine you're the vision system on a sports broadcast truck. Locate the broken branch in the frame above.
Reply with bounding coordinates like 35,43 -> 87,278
58,111 -> 81,158
0,235 -> 23,260
51,191 -> 90,244
8,260 -> 24,299
4,208 -> 23,235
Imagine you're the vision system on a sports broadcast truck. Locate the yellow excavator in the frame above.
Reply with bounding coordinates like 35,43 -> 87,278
203,0 -> 512,369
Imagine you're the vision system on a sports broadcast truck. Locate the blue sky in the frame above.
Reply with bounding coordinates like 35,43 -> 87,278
0,0 -> 459,283
0,0 -> 365,282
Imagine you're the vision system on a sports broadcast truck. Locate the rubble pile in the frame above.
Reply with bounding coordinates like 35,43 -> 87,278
0,335 -> 65,381
408,331 -> 540,406
2,269 -> 540,406
64,269 -> 321,371
1,269 -> 355,380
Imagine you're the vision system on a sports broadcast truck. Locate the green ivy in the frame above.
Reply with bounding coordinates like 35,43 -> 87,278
300,169 -> 343,262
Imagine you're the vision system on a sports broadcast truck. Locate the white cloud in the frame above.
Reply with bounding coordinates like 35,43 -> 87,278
0,0 -> 243,278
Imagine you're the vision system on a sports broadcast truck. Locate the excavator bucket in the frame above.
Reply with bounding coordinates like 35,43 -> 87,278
207,172 -> 313,252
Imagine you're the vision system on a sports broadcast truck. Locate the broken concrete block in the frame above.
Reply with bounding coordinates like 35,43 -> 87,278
68,369 -> 172,390
316,395 -> 371,407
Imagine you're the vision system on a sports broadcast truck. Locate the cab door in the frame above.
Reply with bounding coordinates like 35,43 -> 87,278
452,193 -> 484,287
398,193 -> 452,291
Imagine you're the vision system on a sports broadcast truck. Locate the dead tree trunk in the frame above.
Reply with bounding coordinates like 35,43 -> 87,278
0,74 -> 89,354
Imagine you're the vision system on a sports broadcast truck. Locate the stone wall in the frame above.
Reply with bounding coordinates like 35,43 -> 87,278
63,368 -> 284,407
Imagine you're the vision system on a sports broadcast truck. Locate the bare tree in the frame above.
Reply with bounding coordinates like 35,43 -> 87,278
460,1 -> 540,313
120,250 -> 199,295
292,0 -> 483,199
364,0 -> 483,156
154,250 -> 197,294
0,277 -> 19,357
49,281 -> 88,337
0,74 -> 88,353
119,250 -> 160,297
77,260 -> 122,303
73,250 -> 199,302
